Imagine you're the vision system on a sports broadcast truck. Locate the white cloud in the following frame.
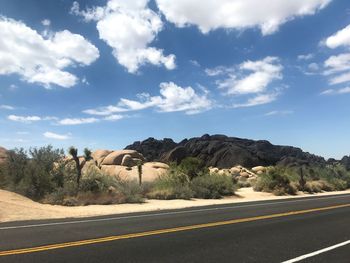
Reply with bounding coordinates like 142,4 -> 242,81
217,57 -> 282,95
156,0 -> 331,35
323,53 -> 350,85
0,105 -> 15,110
265,110 -> 294,116
325,24 -> 350,49
41,19 -> 51,26
0,17 -> 99,88
103,114 -> 124,121
8,115 -> 41,123
84,82 -> 212,115
321,87 -> 350,95
324,53 -> 350,74
233,93 -> 278,108
57,118 -> 99,125
43,131 -> 71,140
71,0 -> 175,73
298,53 -> 314,60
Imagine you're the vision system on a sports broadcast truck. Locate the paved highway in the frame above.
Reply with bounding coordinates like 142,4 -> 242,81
0,194 -> 349,262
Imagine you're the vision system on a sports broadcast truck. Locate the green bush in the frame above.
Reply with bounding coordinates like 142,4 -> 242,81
147,170 -> 193,200
191,173 -> 235,199
2,146 -> 65,200
254,167 -> 297,195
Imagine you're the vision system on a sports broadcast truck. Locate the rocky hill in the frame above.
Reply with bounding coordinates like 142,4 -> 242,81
125,134 -> 326,169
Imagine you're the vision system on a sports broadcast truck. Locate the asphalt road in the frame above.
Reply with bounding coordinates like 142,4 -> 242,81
0,194 -> 350,263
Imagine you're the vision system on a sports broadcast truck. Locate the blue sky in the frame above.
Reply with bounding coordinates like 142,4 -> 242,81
1,0 -> 350,159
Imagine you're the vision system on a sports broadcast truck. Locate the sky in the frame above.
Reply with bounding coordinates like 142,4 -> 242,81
0,0 -> 350,159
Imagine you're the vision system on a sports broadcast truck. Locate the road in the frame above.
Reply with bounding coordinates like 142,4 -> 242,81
0,193 -> 349,262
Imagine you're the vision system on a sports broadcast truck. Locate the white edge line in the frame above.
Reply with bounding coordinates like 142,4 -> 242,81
281,240 -> 350,262
0,194 -> 349,230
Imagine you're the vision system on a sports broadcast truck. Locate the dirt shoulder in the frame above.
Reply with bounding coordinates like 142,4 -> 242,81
1,187 -> 350,223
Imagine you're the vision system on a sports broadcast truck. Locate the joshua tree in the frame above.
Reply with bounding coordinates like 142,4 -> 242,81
137,160 -> 143,186
84,148 -> 92,161
68,147 -> 81,186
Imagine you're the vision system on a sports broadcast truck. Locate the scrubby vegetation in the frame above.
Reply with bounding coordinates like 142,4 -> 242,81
253,164 -> 350,195
1,145 -> 349,204
0,146 -> 145,205
147,158 -> 235,200
0,149 -> 236,205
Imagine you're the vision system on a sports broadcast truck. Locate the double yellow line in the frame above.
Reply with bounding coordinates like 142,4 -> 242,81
1,203 -> 350,257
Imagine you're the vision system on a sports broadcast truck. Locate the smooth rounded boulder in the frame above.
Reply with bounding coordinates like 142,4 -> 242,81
102,150 -> 145,166
91,150 -> 112,167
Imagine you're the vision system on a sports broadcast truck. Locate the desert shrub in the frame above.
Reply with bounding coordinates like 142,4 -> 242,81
177,157 -> 206,180
191,173 -> 235,199
79,166 -> 116,193
254,167 -> 297,195
115,180 -> 145,203
303,180 -> 334,193
147,168 -> 193,200
2,146 -> 65,200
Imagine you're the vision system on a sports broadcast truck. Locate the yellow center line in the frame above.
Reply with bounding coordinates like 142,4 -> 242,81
1,203 -> 349,257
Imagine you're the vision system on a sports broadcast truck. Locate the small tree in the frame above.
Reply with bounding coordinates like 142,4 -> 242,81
84,148 -> 92,161
68,147 -> 81,186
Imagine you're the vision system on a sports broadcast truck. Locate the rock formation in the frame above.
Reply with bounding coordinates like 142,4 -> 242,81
81,149 -> 168,182
125,134 -> 326,169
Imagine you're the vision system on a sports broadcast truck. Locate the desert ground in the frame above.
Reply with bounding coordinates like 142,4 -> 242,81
2,187 -> 350,223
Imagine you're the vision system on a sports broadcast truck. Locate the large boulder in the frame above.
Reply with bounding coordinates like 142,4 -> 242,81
121,154 -> 136,167
101,162 -> 168,182
0,147 -> 7,164
82,160 -> 99,175
91,150 -> 112,167
101,150 -> 145,166
251,166 -> 266,173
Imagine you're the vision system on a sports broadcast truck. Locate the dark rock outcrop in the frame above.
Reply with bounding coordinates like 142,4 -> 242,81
340,156 -> 350,170
160,146 -> 188,164
125,137 -> 177,162
125,134 -> 326,169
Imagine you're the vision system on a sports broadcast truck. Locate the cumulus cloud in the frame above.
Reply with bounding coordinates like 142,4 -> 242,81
43,131 -> 71,140
216,57 -> 283,95
57,118 -> 99,125
7,115 -> 41,123
156,0 -> 331,35
325,24 -> 350,49
71,0 -> 175,73
0,17 -> 99,88
84,82 -> 212,115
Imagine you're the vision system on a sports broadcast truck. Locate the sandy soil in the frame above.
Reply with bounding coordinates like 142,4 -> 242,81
1,188 -> 350,223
